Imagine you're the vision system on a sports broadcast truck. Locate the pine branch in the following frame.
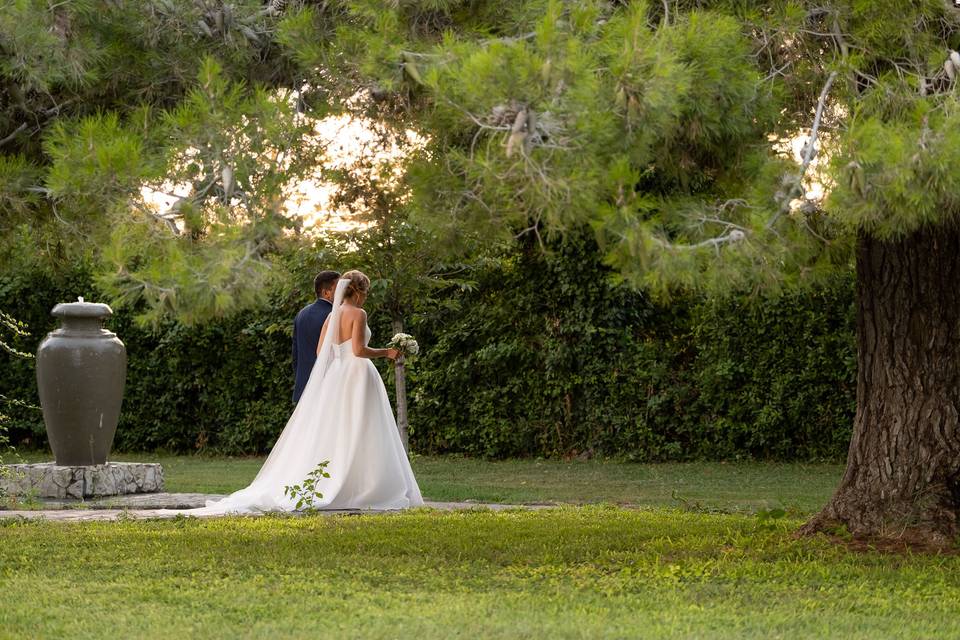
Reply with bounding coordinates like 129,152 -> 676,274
0,122 -> 27,148
768,70 -> 838,230
653,229 -> 746,252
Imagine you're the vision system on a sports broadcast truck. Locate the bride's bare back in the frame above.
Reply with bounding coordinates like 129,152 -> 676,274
318,302 -> 397,360
337,304 -> 364,345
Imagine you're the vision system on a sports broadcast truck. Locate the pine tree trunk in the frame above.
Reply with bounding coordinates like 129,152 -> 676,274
392,318 -> 410,454
800,224 -> 960,545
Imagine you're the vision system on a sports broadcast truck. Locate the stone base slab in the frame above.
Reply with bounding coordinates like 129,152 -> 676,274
0,462 -> 164,499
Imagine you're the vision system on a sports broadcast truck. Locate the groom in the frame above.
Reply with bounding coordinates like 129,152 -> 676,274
292,270 -> 341,403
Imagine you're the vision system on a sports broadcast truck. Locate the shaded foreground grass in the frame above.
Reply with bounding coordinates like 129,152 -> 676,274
2,507 -> 959,639
25,453 -> 841,514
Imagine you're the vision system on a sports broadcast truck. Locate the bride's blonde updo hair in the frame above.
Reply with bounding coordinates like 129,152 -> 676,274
341,270 -> 370,300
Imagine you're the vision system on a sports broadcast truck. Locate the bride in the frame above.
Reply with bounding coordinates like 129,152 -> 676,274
185,270 -> 423,514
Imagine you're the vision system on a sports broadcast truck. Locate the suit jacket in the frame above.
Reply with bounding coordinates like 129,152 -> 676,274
292,298 -> 333,403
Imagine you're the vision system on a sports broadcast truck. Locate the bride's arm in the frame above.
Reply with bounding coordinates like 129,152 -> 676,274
350,309 -> 399,360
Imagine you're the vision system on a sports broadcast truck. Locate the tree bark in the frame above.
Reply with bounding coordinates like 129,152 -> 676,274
800,223 -> 960,544
392,318 -> 410,454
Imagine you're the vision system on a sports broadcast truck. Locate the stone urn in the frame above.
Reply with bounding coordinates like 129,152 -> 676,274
36,298 -> 126,466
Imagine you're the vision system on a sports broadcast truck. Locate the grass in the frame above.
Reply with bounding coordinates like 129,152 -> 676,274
2,507 -> 960,639
408,457 -> 843,514
6,455 -> 957,637
20,451 -> 845,514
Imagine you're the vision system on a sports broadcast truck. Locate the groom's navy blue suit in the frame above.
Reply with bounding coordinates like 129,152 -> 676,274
292,297 -> 333,403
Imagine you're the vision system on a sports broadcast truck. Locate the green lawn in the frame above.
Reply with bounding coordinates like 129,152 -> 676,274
2,508 -> 959,639
7,455 -> 958,638
18,451 -> 843,514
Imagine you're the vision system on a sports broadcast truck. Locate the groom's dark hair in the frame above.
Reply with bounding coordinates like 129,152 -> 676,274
314,270 -> 341,297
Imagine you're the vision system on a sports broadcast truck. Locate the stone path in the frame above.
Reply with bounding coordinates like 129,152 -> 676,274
0,493 -> 555,522
29,492 -> 222,510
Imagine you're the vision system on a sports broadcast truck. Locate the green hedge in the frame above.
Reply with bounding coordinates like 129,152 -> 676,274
0,236 -> 855,460
410,234 -> 855,460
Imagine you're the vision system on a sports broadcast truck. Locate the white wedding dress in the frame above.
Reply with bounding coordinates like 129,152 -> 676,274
182,279 -> 423,514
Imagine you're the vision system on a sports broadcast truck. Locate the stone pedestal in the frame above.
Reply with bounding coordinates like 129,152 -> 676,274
0,462 -> 164,499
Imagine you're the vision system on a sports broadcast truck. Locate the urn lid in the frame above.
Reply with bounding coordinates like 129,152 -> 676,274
51,297 -> 113,319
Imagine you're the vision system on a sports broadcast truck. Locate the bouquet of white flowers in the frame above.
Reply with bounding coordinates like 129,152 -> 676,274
387,332 -> 419,358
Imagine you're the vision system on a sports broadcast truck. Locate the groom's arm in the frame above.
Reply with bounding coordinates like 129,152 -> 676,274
292,315 -> 299,374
